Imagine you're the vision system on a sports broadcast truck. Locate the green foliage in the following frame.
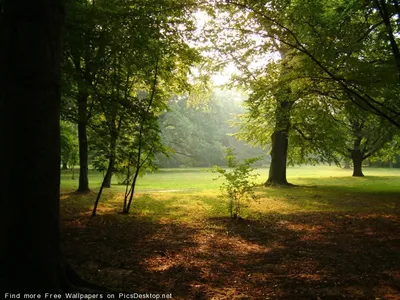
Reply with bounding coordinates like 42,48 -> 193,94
62,0 -> 204,193
60,121 -> 79,169
203,1 -> 400,171
157,90 -> 267,167
212,148 -> 261,219
370,135 -> 400,167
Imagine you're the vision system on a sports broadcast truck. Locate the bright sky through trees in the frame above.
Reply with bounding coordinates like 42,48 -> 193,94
193,9 -> 280,86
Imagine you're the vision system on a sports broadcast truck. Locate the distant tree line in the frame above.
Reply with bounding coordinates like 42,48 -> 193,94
156,90 -> 267,168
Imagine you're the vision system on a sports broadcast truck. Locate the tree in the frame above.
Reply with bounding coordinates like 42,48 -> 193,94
201,0 -> 400,186
61,120 -> 79,171
157,90 -> 267,168
158,94 -> 227,167
1,0 -> 67,291
63,0 -> 112,193
90,0 -> 202,214
212,148 -> 261,219
333,103 -> 396,176
219,0 -> 400,127
63,0 -> 202,192
370,135 -> 400,168
1,0 -> 108,292
203,3 -> 315,186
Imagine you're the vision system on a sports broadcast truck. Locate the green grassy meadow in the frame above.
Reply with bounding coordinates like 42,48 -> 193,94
60,165 -> 400,221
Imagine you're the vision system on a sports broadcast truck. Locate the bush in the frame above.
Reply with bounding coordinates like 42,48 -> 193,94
212,148 -> 261,219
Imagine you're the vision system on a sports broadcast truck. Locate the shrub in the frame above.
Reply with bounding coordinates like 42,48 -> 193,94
212,148 -> 261,219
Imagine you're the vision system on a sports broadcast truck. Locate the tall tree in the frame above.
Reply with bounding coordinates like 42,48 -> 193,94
202,0 -> 400,186
0,0 -> 67,291
264,49 -> 296,186
220,0 -> 400,127
63,0 -> 111,192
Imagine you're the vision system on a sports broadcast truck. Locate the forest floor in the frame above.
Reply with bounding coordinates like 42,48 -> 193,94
61,167 -> 400,299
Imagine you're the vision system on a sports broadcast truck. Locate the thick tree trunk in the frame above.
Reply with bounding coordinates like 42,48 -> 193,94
0,0 -> 65,291
62,161 -> 69,170
266,130 -> 290,185
351,150 -> 365,177
265,100 -> 293,186
77,88 -> 90,192
350,129 -> 365,177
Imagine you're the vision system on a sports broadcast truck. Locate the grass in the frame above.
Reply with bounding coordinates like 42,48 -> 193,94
61,167 -> 223,192
61,165 -> 400,219
60,165 -> 400,299
61,164 -> 400,191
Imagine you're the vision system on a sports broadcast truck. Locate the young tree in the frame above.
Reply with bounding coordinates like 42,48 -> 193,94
213,148 -> 261,219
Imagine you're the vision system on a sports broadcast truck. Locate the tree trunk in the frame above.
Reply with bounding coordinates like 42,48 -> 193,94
103,129 -> 118,188
351,150 -> 365,177
375,0 -> 400,81
103,155 -> 115,188
0,0 -> 66,291
62,161 -> 69,170
266,130 -> 290,185
77,87 -> 90,192
265,100 -> 293,186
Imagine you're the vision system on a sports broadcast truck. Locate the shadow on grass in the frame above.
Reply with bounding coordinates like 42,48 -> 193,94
254,183 -> 400,214
62,205 -> 400,299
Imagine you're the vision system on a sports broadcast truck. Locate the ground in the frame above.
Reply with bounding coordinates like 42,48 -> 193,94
60,166 -> 400,299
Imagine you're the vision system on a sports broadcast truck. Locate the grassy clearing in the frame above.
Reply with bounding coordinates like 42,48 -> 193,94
61,164 -> 400,191
61,167 -> 223,192
61,165 -> 400,221
61,165 -> 400,299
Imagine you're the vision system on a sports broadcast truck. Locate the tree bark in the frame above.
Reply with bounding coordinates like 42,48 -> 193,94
375,0 -> 400,81
265,100 -> 293,186
103,151 -> 115,188
103,125 -> 118,188
0,0 -> 65,291
103,159 -> 115,188
351,150 -> 365,177
266,130 -> 290,185
77,86 -> 90,193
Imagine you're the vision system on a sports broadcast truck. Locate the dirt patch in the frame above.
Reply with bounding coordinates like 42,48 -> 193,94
61,212 -> 400,299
